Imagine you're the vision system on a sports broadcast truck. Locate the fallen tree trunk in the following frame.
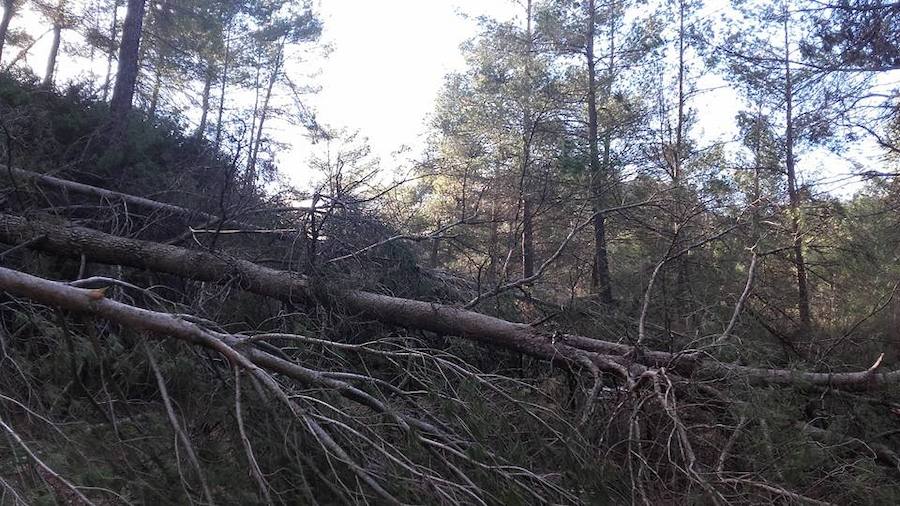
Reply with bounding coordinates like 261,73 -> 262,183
0,264 -> 548,504
0,165 -> 319,240
0,212 -> 610,375
3,166 -> 232,226
1,212 -> 897,391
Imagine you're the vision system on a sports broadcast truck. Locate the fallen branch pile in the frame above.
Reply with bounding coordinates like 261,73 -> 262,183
2,210 -> 900,504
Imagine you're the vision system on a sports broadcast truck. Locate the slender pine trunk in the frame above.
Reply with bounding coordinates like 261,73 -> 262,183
783,6 -> 812,332
586,0 -> 614,303
102,1 -> 118,102
42,24 -> 61,87
520,0 -> 535,279
197,64 -> 214,138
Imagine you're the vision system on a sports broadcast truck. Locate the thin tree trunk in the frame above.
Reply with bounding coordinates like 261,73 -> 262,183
214,22 -> 232,150
522,198 -> 534,278
109,0 -> 146,130
783,7 -> 812,331
247,44 -> 284,184
751,97 -> 764,243
197,63 -> 214,138
674,0 -> 685,184
0,1 -> 16,63
147,63 -> 160,118
520,0 -> 535,279
487,200 -> 499,285
586,0 -> 614,303
673,0 -> 693,327
42,24 -> 61,87
102,0 -> 118,102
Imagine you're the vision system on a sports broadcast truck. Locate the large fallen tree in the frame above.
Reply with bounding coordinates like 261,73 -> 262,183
0,211 -> 896,392
0,264 -> 583,504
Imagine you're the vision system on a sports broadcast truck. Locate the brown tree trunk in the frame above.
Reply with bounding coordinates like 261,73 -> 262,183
42,24 -> 62,87
109,0 -> 146,130
586,0 -> 614,303
783,9 -> 812,332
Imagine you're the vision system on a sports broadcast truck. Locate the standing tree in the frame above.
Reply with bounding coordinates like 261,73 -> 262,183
0,0 -> 25,63
34,0 -> 76,87
723,0 -> 872,335
244,2 -> 321,184
109,0 -> 146,130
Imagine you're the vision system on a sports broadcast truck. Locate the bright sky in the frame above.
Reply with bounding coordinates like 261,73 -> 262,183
281,0 -> 518,185
3,0 -> 890,196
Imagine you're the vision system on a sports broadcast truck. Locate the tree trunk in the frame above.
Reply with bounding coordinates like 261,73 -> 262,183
147,64 -> 160,118
783,8 -> 812,332
586,0 -> 614,303
522,198 -> 534,278
196,63 -> 214,138
0,1 -> 16,63
42,23 -> 62,87
109,0 -> 146,129
487,200 -> 499,285
1,166 -> 264,230
247,43 -> 284,185
214,23 -> 232,150
520,0 -> 535,280
2,212 -> 897,391
102,0 -> 118,102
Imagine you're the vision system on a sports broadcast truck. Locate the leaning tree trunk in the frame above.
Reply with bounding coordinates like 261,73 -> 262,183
109,0 -> 146,131
42,23 -> 62,87
247,43 -> 283,185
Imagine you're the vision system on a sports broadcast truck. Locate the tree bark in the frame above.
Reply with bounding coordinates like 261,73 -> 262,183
109,0 -> 146,130
586,0 -> 614,303
1,212 -> 897,392
147,63 -> 160,118
196,63 -> 214,138
0,0 -> 16,63
214,18 -> 232,150
102,0 -> 118,102
783,7 -> 812,332
519,0 -> 535,280
42,23 -> 61,87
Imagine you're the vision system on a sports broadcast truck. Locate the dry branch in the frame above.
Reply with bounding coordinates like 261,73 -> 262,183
0,264 -> 573,503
